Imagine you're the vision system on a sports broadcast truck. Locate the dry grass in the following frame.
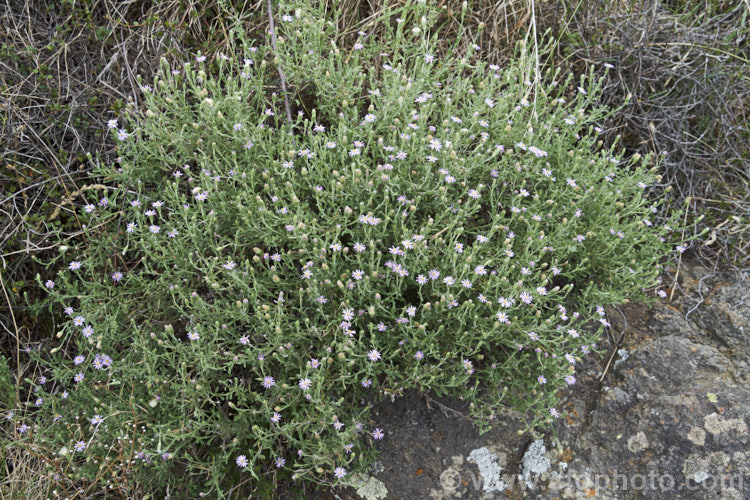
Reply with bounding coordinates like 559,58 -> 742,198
1,440 -> 55,499
538,0 -> 750,269
324,0 -> 530,63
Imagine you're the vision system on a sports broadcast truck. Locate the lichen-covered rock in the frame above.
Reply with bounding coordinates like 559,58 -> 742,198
546,333 -> 750,499
521,440 -> 551,487
467,447 -> 506,494
535,263 -> 750,499
348,474 -> 388,500
687,271 -> 750,385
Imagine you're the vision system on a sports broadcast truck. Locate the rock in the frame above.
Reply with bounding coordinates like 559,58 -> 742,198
349,474 -> 388,500
521,439 -> 551,488
537,262 -> 750,499
686,271 -> 750,384
613,348 -> 630,368
467,447 -> 506,494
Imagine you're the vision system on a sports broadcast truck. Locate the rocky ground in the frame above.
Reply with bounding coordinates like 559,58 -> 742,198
311,261 -> 750,499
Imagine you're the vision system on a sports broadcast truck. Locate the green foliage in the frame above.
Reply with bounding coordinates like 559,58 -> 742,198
18,1 -> 680,497
0,355 -> 14,410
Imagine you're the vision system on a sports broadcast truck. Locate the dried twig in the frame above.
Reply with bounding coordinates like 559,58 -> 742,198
599,306 -> 627,382
0,269 -> 21,399
265,0 -> 293,125
423,392 -> 476,423
540,0 -> 750,270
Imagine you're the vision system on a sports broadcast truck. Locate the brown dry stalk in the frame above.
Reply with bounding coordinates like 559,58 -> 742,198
265,0 -> 293,125
48,184 -> 111,221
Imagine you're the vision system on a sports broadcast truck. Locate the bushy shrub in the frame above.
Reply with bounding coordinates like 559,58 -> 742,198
22,1 -> 679,497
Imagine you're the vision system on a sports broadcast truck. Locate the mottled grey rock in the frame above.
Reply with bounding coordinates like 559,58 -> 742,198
349,474 -> 388,500
687,273 -> 750,384
467,447 -> 506,494
521,440 -> 551,488
613,348 -> 630,368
